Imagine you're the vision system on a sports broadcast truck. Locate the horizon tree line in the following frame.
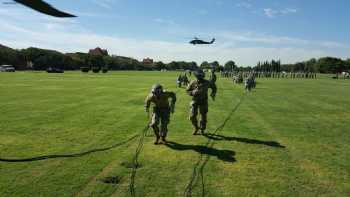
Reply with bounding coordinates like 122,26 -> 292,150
1,45 -> 349,73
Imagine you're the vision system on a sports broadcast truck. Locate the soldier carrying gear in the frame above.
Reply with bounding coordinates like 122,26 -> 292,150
187,70 -> 217,135
145,84 -> 176,144
246,74 -> 256,91
245,77 -> 252,92
183,74 -> 189,86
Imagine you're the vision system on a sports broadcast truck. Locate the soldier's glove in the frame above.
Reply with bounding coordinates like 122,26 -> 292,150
210,93 -> 216,101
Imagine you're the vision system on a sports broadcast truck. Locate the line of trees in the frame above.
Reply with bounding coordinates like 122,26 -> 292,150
1,44 -> 350,73
255,58 -> 350,73
0,45 -> 240,72
281,57 -> 350,73
0,45 -> 203,71
255,60 -> 282,72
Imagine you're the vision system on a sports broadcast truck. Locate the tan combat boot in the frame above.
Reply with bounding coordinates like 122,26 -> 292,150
160,136 -> 167,144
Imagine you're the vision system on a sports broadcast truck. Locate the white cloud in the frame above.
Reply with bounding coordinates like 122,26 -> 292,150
264,8 -> 275,18
281,8 -> 297,15
264,8 -> 297,18
1,21 -> 346,66
0,6 -> 348,66
217,31 -> 349,49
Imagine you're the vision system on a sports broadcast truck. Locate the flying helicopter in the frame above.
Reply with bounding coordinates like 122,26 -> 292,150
4,0 -> 76,17
189,37 -> 215,45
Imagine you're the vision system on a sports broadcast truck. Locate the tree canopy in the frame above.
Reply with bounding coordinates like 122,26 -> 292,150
1,44 -> 349,73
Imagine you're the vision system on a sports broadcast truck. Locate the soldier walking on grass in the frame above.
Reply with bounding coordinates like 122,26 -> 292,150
186,70 -> 217,135
245,75 -> 256,92
183,74 -> 189,86
145,84 -> 176,144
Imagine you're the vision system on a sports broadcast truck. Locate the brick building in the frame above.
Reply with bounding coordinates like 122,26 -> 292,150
88,47 -> 108,56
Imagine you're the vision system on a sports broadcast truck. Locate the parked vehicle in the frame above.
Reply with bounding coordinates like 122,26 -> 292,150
46,67 -> 64,73
0,65 -> 15,72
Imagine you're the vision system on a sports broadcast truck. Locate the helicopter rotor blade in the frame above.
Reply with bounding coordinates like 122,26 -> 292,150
14,0 -> 76,17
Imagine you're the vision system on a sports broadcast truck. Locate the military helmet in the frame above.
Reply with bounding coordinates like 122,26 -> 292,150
194,69 -> 205,79
151,83 -> 163,95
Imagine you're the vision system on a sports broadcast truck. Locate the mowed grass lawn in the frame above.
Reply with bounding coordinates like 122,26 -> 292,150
0,71 -> 349,197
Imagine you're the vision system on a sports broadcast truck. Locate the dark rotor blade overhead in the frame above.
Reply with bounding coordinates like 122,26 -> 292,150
14,0 -> 76,17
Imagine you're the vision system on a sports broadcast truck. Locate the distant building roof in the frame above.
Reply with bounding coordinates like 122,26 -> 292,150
143,57 -> 154,65
88,47 -> 108,56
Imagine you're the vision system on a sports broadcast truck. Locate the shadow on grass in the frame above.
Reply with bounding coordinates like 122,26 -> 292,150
0,134 -> 139,163
182,92 -> 246,197
203,133 -> 285,148
165,141 -> 236,162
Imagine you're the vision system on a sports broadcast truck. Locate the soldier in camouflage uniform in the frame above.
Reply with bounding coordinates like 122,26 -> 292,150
145,84 -> 176,144
183,74 -> 189,86
245,75 -> 255,92
187,70 -> 217,135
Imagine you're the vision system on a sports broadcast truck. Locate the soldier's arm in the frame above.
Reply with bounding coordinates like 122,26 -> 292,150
166,92 -> 177,113
144,94 -> 153,112
209,81 -> 217,98
168,92 -> 177,105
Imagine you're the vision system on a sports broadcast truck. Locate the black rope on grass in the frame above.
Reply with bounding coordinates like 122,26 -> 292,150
129,126 -> 149,197
129,87 -> 181,196
128,86 -> 180,195
0,134 -> 139,162
183,93 -> 246,197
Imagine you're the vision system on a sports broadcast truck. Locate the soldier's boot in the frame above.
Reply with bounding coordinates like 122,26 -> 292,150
159,124 -> 168,144
192,126 -> 199,135
199,127 -> 205,135
152,126 -> 160,145
190,116 -> 199,135
199,113 -> 207,135
154,136 -> 160,145
160,136 -> 167,144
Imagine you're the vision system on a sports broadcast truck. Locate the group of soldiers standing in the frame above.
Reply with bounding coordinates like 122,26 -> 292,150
145,70 -> 217,145
176,74 -> 190,87
231,72 -> 256,92
334,72 -> 350,79
221,71 -> 317,79
254,71 -> 317,79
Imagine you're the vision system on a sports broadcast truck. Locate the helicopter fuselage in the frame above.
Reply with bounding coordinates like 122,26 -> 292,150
189,38 -> 215,45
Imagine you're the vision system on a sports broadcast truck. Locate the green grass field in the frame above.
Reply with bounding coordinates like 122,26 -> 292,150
0,71 -> 349,197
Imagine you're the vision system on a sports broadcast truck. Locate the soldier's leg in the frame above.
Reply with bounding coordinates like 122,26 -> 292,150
199,103 -> 208,134
150,112 -> 160,144
189,102 -> 199,135
160,110 -> 170,142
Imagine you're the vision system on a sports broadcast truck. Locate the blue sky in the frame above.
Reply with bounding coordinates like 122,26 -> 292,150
0,0 -> 349,66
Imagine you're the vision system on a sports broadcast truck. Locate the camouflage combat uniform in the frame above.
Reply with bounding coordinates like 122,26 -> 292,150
145,91 -> 176,143
186,79 -> 217,134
